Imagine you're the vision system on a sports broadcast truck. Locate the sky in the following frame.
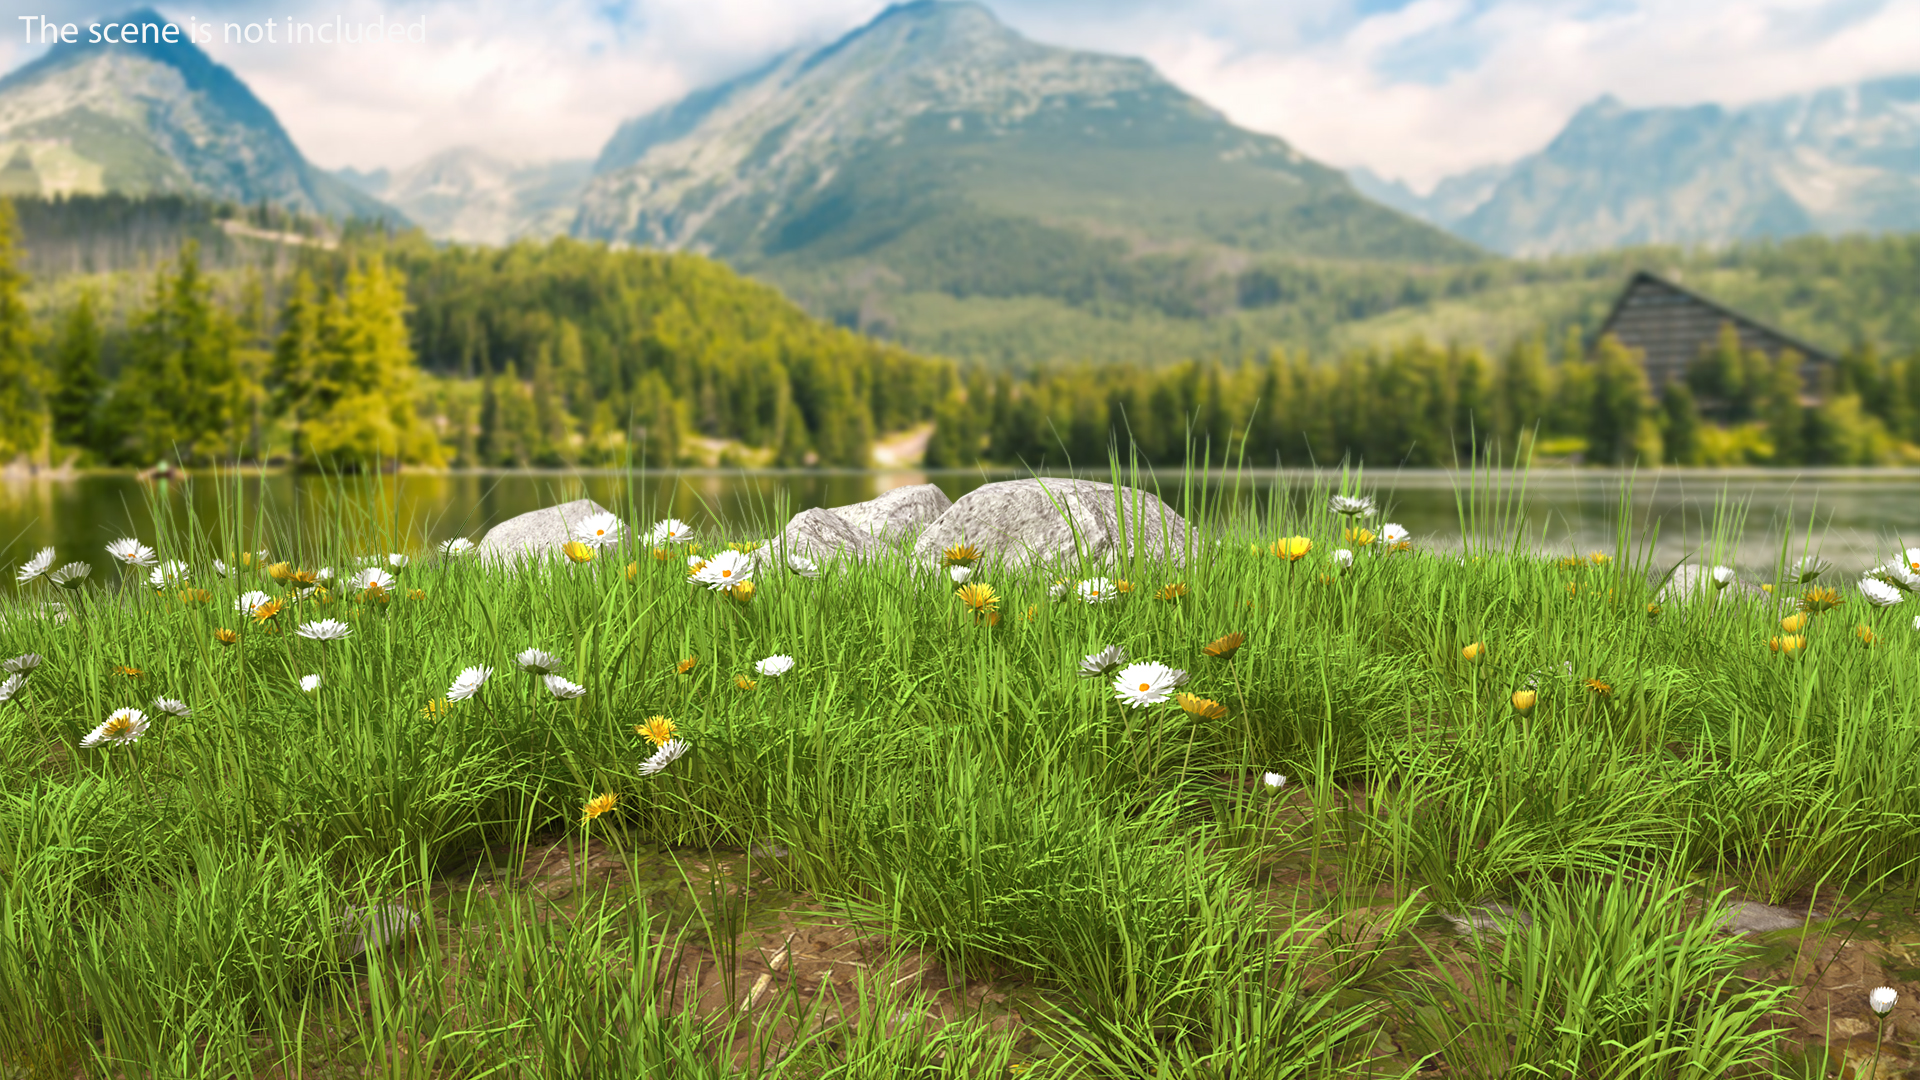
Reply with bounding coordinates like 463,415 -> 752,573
4,0 -> 1918,190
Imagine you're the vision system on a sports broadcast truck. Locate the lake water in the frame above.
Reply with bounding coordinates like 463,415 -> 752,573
5,467 -> 1920,594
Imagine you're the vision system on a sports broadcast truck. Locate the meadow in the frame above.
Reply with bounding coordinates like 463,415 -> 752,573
2,464 -> 1920,1078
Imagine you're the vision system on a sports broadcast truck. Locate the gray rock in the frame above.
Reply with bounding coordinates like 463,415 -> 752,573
1439,901 -> 1533,937
477,499 -> 621,567
910,478 -> 1190,571
763,508 -> 881,566
831,484 -> 952,542
1712,900 -> 1805,935
1655,564 -> 1763,603
340,903 -> 421,958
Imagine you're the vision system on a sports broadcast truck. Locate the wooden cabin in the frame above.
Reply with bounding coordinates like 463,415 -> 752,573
1593,271 -> 1833,400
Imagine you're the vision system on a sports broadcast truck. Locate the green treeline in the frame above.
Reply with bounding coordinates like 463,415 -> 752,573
926,326 -> 1920,468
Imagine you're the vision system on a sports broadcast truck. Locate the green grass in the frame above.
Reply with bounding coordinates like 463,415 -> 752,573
1,462 -> 1917,1076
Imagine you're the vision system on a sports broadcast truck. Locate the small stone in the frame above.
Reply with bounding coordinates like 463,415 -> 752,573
831,484 -> 952,542
1712,900 -> 1805,935
477,499 -> 621,567
1439,901 -> 1532,936
339,903 -> 421,958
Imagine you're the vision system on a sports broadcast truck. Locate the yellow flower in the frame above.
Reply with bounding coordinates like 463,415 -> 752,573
1269,536 -> 1312,561
1769,634 -> 1807,655
1761,583 -> 1774,594
1566,582 -> 1580,596
1344,527 -> 1376,547
251,598 -> 284,624
581,792 -> 618,823
1587,551 -> 1612,566
1461,641 -> 1487,662
1202,632 -> 1246,660
421,698 -> 448,718
288,568 -> 318,586
1511,689 -> 1537,714
407,588 -> 426,601
266,561 -> 294,582
363,583 -> 390,605
1114,579 -> 1134,594
942,542 -> 983,568
675,656 -> 698,675
1779,612 -> 1809,633
1155,582 -> 1188,601
635,716 -> 678,747
735,675 -> 757,691
1856,624 -> 1877,647
1799,587 -> 1843,613
956,582 -> 999,616
177,587 -> 212,604
727,581 -> 756,602
652,547 -> 674,562
1585,678 -> 1612,697
1646,603 -> 1662,620
727,541 -> 760,553
985,610 -> 1002,626
562,540 -> 594,564
1177,692 -> 1228,720
625,562 -> 639,581
1557,555 -> 1584,572
214,628 -> 239,646
113,664 -> 144,679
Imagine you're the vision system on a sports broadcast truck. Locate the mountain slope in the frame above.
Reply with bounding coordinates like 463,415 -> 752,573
337,149 -> 589,244
572,0 -> 1478,357
0,8 -> 396,221
1421,77 -> 1920,256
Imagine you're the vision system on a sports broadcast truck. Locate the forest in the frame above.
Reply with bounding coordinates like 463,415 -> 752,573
4,193 -> 1919,471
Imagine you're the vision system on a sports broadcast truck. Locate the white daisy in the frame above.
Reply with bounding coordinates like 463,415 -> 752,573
0,673 -> 24,703
1913,615 -> 1920,631
575,512 -> 625,549
300,674 -> 322,692
1875,562 -> 1920,590
15,546 -> 54,585
544,674 -> 586,699
235,591 -> 274,616
296,618 -> 352,642
211,558 -> 233,578
1078,578 -> 1118,604
1381,523 -> 1411,546
949,565 -> 973,585
1872,986 -> 1899,1016
1790,555 -> 1831,583
1859,577 -> 1904,608
690,550 -> 753,590
1329,495 -> 1374,517
1049,580 -> 1071,601
639,737 -> 689,776
147,560 -> 189,589
387,553 -> 410,570
687,553 -> 707,569
3,653 -> 41,675
105,538 -> 158,568
347,567 -> 395,593
515,648 -> 563,675
1333,548 -> 1354,568
1112,661 -> 1185,709
82,707 -> 149,747
1079,645 -> 1127,679
49,562 -> 91,589
152,697 -> 192,718
1901,547 -> 1920,574
1262,772 -> 1287,790
313,568 -> 334,584
446,665 -> 492,702
650,519 -> 694,545
440,537 -> 476,558
787,554 -> 820,578
755,654 -> 796,678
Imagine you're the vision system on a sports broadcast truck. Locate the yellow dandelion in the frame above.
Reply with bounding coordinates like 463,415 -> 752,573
266,561 -> 294,582
728,541 -> 760,553
1761,583 -> 1774,594
251,598 -> 284,624
735,674 -> 757,691
956,582 -> 999,615
1769,634 -> 1807,655
652,547 -> 672,561
214,628 -> 239,646
675,656 -> 698,675
1269,536 -> 1312,561
421,698 -> 449,718
1024,603 -> 1037,622
1461,641 -> 1487,662
1588,551 -> 1612,565
1646,603 -> 1662,620
1344,527 -> 1376,547
635,716 -> 678,747
288,568 -> 318,586
407,588 -> 426,601
1202,632 -> 1246,660
177,587 -> 212,604
1799,586 -> 1843,613
113,664 -> 144,679
581,792 -> 618,824
625,562 -> 639,581
942,542 -> 983,567
727,581 -> 756,602
1114,579 -> 1134,594
1585,678 -> 1612,697
1155,582 -> 1188,601
1779,612 -> 1809,633
1511,689 -> 1537,714
1566,582 -> 1580,596
1557,555 -> 1583,572
985,609 -> 1002,626
562,540 -> 594,564
1857,624 -> 1877,647
1177,692 -> 1228,720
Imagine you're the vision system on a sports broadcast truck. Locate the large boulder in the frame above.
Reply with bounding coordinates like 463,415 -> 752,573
832,484 -> 952,542
477,499 -> 620,567
911,479 -> 1190,571
762,507 -> 882,568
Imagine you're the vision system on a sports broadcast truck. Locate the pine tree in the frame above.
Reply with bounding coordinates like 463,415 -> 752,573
1659,380 -> 1701,465
0,199 -> 40,462
1588,334 -> 1655,464
49,290 -> 103,454
1761,351 -> 1808,464
105,242 -> 238,465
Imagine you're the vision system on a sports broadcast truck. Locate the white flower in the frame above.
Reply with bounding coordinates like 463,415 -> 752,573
1079,645 -> 1127,679
576,512 -> 625,549
313,568 -> 334,583
639,737 -> 689,776
1262,772 -> 1287,790
440,537 -> 476,558
82,707 -> 149,747
387,553 -> 410,570
1859,577 -> 1904,608
1112,661 -> 1185,709
211,558 -> 232,578
1049,580 -> 1071,601
235,591 -> 274,616
650,519 -> 694,545
300,674 -> 322,692
1710,566 -> 1736,590
105,538 -> 157,568
446,665 -> 492,702
1790,555 -> 1831,583
515,648 -> 563,675
3,653 -> 41,675
152,697 -> 192,718
1078,578 -> 1118,604
948,565 -> 973,585
1333,548 -> 1353,569
544,674 -> 586,699
1901,548 -> 1920,574
148,560 -> 189,589
1872,986 -> 1898,1015
1874,562 -> 1920,590
0,674 -> 25,703
687,553 -> 707,569
49,562 -> 91,589
296,618 -> 352,642
1912,615 -> 1920,632
347,567 -> 395,593
1381,523 -> 1411,546
787,554 -> 820,578
754,654 -> 795,678
15,546 -> 54,585
690,550 -> 753,590
1329,494 -> 1374,517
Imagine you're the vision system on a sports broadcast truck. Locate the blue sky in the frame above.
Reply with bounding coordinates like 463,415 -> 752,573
4,0 -> 1916,187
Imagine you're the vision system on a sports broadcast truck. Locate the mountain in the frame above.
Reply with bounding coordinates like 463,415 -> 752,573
572,0 -> 1478,355
1347,164 -> 1511,230
1403,77 -> 1920,256
336,149 -> 590,244
0,8 -> 396,221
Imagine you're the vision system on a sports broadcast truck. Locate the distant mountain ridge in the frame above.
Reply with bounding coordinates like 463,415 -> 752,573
0,7 -> 395,221
334,149 -> 590,245
1358,75 -> 1920,256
